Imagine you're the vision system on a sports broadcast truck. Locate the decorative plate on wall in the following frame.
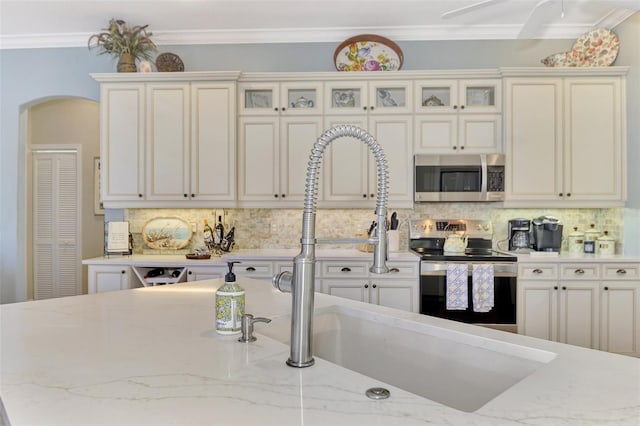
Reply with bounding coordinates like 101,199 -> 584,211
334,34 -> 403,72
142,217 -> 192,249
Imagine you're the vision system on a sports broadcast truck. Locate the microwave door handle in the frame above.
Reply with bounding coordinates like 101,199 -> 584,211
480,154 -> 488,195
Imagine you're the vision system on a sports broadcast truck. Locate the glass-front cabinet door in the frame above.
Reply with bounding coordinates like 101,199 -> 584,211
325,81 -> 369,114
239,83 -> 279,115
368,81 -> 413,114
281,82 -> 323,115
415,79 -> 500,113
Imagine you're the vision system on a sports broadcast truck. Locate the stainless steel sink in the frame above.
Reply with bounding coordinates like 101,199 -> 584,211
259,305 -> 556,412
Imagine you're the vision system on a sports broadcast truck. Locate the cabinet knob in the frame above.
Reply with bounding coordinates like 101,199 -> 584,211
460,146 -> 465,150
281,194 -> 286,198
362,194 -> 367,198
370,106 -> 375,110
246,266 -> 256,272
370,193 -> 374,198
281,107 -> 286,111
390,268 -> 400,273
372,284 -> 377,288
340,267 -> 351,272
460,105 -> 465,110
191,193 -> 195,198
188,270 -> 192,275
604,286 -> 609,291
452,146 -> 457,150
183,193 -> 188,198
274,194 -> 279,198
562,286 -> 567,290
566,193 -> 571,197
364,284 -> 369,289
121,270 -> 126,274
574,269 -> 585,275
453,105 -> 458,110
553,286 -> 558,290
533,268 -> 543,274
363,106 -> 368,111
616,269 -> 627,275
274,107 -> 279,112
558,193 -> 563,197
138,193 -> 143,198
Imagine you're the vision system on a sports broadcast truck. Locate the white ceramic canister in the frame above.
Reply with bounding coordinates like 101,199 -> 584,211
584,223 -> 601,242
567,227 -> 585,255
597,231 -> 616,256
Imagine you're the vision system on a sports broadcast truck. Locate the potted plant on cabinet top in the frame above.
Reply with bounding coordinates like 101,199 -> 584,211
88,18 -> 157,72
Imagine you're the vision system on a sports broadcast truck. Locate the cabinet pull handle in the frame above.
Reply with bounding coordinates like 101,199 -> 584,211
616,269 -> 627,275
364,284 -> 369,288
532,268 -> 543,274
554,286 -> 558,290
246,267 -> 256,272
562,286 -> 567,290
390,268 -> 400,273
574,269 -> 585,275
604,286 -> 609,291
340,267 -> 351,272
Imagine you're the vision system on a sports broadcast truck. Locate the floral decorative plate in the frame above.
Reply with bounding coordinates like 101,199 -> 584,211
142,217 -> 192,250
571,28 -> 620,67
334,34 -> 403,72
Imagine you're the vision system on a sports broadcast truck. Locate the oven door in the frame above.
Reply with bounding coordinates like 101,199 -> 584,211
420,262 -> 517,332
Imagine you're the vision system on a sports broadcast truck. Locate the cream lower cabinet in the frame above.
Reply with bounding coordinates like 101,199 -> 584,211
318,261 -> 419,312
504,74 -> 626,207
518,262 -> 640,355
600,264 -> 640,356
186,265 -> 226,281
88,265 -> 130,293
518,264 -> 599,349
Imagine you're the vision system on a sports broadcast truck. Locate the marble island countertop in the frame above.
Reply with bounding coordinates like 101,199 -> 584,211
2,277 -> 639,425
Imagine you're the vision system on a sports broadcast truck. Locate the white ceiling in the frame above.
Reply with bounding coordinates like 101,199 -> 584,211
1,0 -> 638,49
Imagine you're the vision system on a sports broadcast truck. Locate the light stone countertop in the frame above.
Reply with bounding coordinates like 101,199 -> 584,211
82,249 -> 420,266
2,278 -> 639,425
507,252 -> 640,263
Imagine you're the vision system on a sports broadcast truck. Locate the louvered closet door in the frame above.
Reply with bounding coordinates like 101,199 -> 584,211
32,150 -> 81,299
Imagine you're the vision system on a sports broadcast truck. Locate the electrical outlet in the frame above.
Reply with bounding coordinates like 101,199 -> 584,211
213,209 -> 225,225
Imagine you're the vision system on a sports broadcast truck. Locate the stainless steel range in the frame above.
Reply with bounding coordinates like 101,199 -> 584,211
409,219 -> 518,332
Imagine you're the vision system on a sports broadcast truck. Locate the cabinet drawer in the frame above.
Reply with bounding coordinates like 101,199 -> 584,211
602,264 -> 640,280
234,261 -> 273,278
519,264 -> 558,279
560,264 -> 600,280
383,261 -> 419,279
320,261 -> 369,278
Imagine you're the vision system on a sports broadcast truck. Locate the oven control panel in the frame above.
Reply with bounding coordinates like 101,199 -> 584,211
409,219 -> 492,240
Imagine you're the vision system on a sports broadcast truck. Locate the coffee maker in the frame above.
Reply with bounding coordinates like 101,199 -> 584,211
531,216 -> 564,252
508,218 -> 532,252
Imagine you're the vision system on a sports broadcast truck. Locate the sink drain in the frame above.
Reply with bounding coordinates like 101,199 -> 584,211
365,387 -> 390,400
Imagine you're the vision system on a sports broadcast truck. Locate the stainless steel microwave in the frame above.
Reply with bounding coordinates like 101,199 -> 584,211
414,154 -> 505,202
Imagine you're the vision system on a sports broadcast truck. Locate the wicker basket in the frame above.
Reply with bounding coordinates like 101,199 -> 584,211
155,52 -> 185,72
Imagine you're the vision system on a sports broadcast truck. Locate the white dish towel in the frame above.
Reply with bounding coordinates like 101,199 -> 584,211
446,264 -> 468,310
472,264 -> 495,312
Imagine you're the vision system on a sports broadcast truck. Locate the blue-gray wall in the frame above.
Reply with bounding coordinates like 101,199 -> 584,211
2,19 -> 638,303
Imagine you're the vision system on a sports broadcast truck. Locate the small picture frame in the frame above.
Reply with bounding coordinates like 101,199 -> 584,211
94,157 -> 104,215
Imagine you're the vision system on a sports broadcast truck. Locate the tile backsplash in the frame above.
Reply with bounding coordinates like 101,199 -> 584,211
124,205 -> 624,254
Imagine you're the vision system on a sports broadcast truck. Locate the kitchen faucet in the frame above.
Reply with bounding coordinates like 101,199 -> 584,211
272,125 -> 389,368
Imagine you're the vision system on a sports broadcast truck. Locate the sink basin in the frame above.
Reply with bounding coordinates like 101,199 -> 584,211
259,305 -> 556,412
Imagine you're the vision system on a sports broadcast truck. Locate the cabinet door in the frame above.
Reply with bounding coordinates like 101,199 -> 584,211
88,265 -> 129,293
238,117 -> 280,201
280,116 -> 324,201
518,280 -> 558,341
414,114 -> 458,153
371,279 -> 419,312
325,81 -> 369,115
100,84 -> 145,202
190,83 -> 236,201
186,266 -> 226,282
558,281 -> 600,349
239,83 -> 279,115
368,115 -> 413,206
322,116 -> 369,201
458,114 -> 502,153
505,79 -> 563,201
145,83 -> 190,201
415,80 -> 459,113
369,81 -> 413,114
281,82 -> 323,115
459,79 -> 502,113
563,78 -> 624,202
600,281 -> 640,355
321,279 -> 368,303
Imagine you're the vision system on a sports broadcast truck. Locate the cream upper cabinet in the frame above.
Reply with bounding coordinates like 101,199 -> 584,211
100,83 -> 145,202
324,80 -> 412,115
504,74 -> 626,207
414,79 -> 502,154
239,82 -> 323,115
94,73 -> 239,208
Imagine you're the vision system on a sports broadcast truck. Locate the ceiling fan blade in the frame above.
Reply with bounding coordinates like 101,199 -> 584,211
517,0 -> 557,38
441,0 -> 506,19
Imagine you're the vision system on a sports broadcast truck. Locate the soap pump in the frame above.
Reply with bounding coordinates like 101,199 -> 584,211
215,261 -> 245,335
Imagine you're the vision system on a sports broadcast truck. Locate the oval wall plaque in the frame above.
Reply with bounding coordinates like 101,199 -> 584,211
142,217 -> 192,250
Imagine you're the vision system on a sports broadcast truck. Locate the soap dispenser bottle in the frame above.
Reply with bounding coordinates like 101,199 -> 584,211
215,261 -> 245,335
